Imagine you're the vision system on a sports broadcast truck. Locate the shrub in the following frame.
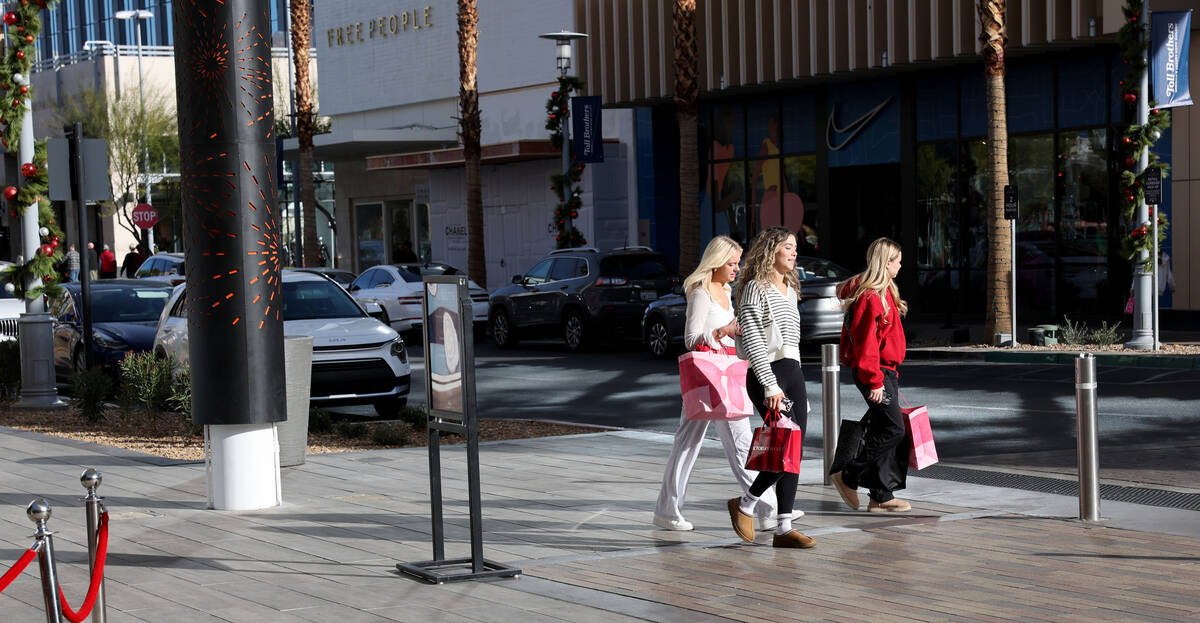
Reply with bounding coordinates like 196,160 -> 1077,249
334,420 -> 368,439
118,352 -> 174,415
1090,321 -> 1122,347
0,340 -> 20,399
308,407 -> 333,434
71,367 -> 113,423
396,403 -> 427,429
370,423 -> 410,446
167,362 -> 192,420
1060,316 -> 1089,346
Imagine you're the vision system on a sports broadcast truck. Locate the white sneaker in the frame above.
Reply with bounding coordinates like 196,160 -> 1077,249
653,515 -> 694,531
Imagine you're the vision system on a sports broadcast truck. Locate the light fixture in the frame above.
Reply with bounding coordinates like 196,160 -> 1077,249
538,31 -> 588,76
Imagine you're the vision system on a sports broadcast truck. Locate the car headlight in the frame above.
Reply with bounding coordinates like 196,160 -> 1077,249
93,332 -> 129,350
390,336 -> 407,363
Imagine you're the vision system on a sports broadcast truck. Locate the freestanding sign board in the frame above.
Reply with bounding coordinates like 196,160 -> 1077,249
396,275 -> 520,584
1144,167 -> 1163,206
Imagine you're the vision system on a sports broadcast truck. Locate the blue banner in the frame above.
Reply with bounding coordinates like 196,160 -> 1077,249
1151,10 -> 1192,109
571,96 -> 604,163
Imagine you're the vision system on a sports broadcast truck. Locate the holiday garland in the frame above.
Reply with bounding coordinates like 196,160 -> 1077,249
545,75 -> 586,248
1115,0 -> 1170,269
0,0 -> 65,300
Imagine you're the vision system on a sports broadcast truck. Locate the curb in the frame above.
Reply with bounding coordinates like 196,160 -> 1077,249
906,347 -> 1199,369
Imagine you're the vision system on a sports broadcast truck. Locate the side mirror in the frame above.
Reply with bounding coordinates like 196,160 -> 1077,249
511,275 -> 522,284
363,301 -> 387,322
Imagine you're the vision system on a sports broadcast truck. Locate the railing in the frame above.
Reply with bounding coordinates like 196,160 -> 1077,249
32,45 -> 315,73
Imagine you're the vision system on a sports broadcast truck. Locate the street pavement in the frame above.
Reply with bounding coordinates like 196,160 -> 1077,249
1,414 -> 1199,621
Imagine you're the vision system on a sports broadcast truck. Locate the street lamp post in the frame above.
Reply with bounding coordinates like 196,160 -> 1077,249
538,30 -> 587,244
115,9 -> 154,252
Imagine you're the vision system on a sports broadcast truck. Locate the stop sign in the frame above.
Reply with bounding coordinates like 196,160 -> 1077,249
132,203 -> 158,229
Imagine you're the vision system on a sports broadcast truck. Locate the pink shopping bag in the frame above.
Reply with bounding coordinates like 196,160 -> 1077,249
902,404 -> 939,470
678,350 -> 753,420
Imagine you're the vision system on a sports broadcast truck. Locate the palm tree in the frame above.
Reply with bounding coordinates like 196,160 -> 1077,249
291,0 -> 320,267
673,0 -> 699,274
978,0 -> 1012,340
459,0 -> 486,286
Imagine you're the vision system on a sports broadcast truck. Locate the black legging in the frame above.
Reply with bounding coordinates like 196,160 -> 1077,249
843,368 -> 909,502
745,358 -> 807,515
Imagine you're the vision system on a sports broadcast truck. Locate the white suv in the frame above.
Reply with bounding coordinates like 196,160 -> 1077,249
154,270 -> 411,416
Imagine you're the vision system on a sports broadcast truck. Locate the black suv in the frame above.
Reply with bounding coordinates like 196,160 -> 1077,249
488,247 -> 679,351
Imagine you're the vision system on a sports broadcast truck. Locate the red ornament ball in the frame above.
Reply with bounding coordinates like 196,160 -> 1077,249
19,86 -> 27,95
21,163 -> 37,178
23,35 -> 32,43
2,186 -> 16,201
2,12 -> 16,25
11,99 -> 19,108
15,51 -> 24,60
1123,92 -> 1137,103
38,244 -> 52,256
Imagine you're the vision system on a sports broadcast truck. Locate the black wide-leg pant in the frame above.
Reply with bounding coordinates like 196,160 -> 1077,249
745,358 -> 807,515
843,368 -> 909,503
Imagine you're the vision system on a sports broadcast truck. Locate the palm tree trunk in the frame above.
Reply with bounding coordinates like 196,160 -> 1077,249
291,0 -> 320,267
979,0 -> 1011,341
674,0 -> 700,274
459,0 -> 486,286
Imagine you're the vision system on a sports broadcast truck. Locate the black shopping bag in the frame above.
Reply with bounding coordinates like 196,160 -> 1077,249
828,417 -> 866,475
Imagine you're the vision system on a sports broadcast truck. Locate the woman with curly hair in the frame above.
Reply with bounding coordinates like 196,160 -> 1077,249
653,235 -> 777,532
830,237 -> 911,513
726,226 -> 815,549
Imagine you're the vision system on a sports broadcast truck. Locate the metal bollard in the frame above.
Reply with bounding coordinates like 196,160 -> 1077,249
1075,354 -> 1101,522
81,469 -> 106,623
27,499 -> 65,623
821,344 -> 841,486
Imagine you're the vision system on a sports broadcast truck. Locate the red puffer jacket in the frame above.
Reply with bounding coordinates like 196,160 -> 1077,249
838,280 -> 906,389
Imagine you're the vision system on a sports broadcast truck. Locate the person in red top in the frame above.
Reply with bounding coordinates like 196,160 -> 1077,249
830,237 -> 912,513
99,244 -> 117,279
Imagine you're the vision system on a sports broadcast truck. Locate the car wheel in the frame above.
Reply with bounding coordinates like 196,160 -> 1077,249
646,317 -> 672,359
562,309 -> 587,352
373,397 -> 408,418
491,309 -> 517,348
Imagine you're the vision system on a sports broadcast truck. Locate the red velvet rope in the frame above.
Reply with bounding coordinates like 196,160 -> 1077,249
0,547 -> 37,594
58,512 -> 109,623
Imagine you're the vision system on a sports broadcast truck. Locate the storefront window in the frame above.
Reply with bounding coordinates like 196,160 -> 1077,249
1010,133 -> 1056,316
355,203 -> 383,269
390,199 -> 414,261
783,155 -> 818,253
916,142 -> 959,312
1058,129 -> 1110,312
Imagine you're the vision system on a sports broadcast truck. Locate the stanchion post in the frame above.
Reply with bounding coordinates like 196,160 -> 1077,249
1075,354 -> 1101,522
821,344 -> 841,486
80,469 -> 106,623
27,499 -> 64,623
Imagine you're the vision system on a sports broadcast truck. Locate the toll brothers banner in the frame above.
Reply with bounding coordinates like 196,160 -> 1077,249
1151,10 -> 1193,109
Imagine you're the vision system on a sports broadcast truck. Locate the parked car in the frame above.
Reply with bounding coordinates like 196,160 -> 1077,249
348,263 -> 488,336
154,270 -> 411,417
133,252 -> 186,286
0,261 -> 22,340
49,280 -> 174,377
640,255 -> 852,358
293,267 -> 357,289
489,247 -> 680,352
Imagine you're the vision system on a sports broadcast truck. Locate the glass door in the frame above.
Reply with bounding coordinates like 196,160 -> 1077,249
355,202 -> 384,269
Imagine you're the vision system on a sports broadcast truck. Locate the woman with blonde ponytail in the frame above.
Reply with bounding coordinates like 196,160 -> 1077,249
830,237 -> 912,513
653,236 -> 778,532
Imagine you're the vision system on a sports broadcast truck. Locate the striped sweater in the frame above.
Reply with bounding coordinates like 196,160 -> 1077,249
736,280 -> 801,396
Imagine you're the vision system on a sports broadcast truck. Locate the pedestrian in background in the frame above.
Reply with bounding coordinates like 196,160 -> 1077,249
86,242 -> 98,280
727,226 -> 815,549
831,237 -> 912,513
122,242 -> 145,278
654,235 -> 778,532
64,244 -> 80,282
99,244 -> 116,279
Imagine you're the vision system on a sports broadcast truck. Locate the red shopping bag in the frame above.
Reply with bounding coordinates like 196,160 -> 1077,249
745,424 -> 803,474
678,349 -> 753,420
902,404 -> 939,470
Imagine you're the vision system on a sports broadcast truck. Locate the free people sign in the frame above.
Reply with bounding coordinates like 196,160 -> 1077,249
132,203 -> 158,229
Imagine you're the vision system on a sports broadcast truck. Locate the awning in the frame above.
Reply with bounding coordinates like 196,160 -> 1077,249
365,139 -> 560,171
281,127 -> 458,161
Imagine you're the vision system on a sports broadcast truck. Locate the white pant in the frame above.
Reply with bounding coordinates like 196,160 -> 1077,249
655,409 -> 777,522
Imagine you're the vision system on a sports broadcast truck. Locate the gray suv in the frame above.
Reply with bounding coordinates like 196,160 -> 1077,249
488,247 -> 679,352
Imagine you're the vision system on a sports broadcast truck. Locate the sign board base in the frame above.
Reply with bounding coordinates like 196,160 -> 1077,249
395,558 -> 520,585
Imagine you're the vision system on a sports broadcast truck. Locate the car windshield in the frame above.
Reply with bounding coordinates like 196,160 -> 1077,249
399,263 -> 462,277
599,255 -> 673,280
795,257 -> 852,281
90,287 -> 172,322
283,279 -> 365,320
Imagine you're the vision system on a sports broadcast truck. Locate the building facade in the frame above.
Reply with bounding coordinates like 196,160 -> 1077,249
576,0 -> 1200,322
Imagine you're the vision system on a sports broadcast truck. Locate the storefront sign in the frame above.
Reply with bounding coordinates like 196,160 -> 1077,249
326,7 -> 433,47
1151,10 -> 1192,109
445,223 -> 467,250
571,96 -> 604,163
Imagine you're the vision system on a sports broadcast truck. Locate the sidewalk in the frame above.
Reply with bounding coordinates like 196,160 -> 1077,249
1,426 -> 1198,622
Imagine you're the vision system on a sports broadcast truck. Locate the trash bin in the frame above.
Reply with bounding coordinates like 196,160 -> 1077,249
1027,327 -> 1046,346
277,336 -> 313,467
1038,324 -> 1059,346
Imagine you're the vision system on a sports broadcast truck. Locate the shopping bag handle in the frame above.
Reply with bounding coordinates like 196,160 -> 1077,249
898,391 -> 912,409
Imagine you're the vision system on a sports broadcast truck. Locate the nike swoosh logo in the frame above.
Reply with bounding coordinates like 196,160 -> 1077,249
826,96 -> 894,152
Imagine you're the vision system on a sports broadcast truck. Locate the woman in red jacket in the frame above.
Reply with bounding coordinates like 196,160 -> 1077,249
830,237 -> 911,513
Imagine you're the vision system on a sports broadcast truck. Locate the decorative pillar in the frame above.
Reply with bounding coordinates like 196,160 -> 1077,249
173,0 -> 284,510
